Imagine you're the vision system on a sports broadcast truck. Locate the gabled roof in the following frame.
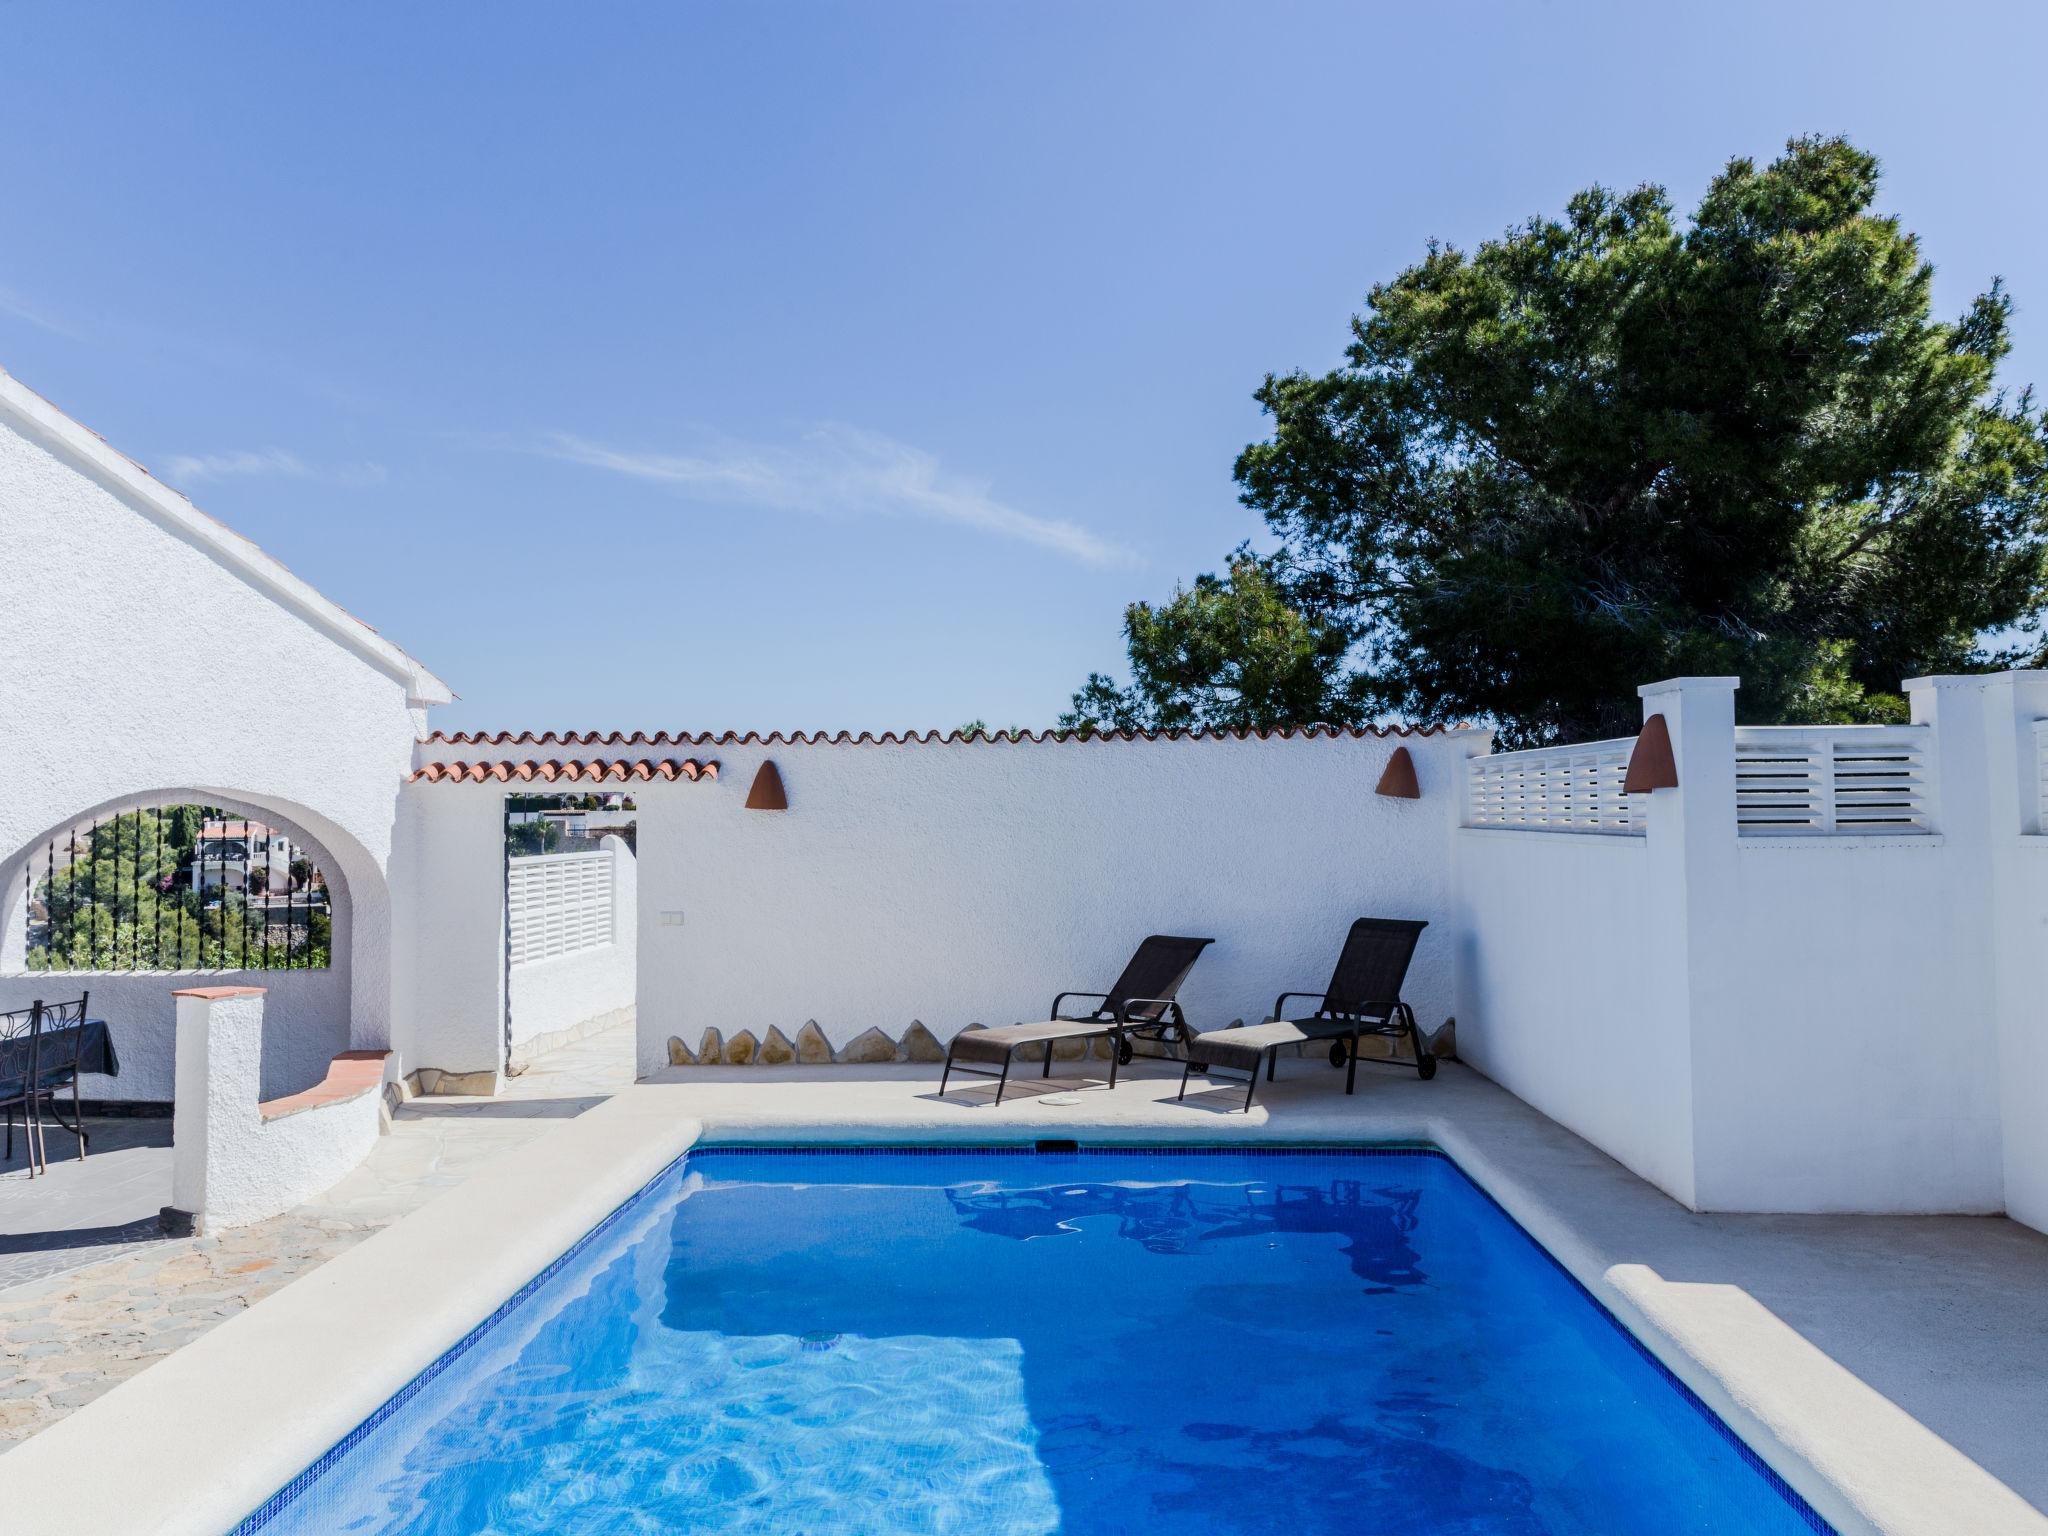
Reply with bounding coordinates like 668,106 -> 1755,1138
0,364 -> 452,706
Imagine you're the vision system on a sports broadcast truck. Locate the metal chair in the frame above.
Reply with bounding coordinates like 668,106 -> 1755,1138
2,1002 -> 47,1175
28,993 -> 91,1162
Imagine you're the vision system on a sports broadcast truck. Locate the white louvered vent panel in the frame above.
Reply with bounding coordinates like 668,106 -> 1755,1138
507,850 -> 615,966
1735,726 -> 1932,835
1466,738 -> 1641,834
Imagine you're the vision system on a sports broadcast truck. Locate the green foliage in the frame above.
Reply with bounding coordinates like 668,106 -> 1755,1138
26,806 -> 330,971
506,818 -> 563,856
1066,138 -> 2048,744
1065,555 -> 1364,732
954,720 -> 1028,741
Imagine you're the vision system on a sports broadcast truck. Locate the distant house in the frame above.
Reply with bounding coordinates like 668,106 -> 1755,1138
543,802 -> 635,838
506,796 -> 636,845
192,818 -> 299,896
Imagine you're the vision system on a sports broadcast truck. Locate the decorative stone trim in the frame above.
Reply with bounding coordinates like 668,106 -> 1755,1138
898,1022 -> 945,1062
1428,1018 -> 1458,1061
658,1015 -> 1458,1070
836,1027 -> 900,1064
662,1019 -> 1118,1066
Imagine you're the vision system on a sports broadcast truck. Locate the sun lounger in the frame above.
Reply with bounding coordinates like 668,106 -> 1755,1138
940,935 -> 1213,1104
1180,919 -> 1430,1111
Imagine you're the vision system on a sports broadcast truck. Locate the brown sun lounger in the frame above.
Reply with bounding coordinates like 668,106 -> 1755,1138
1180,918 -> 1431,1112
940,935 -> 1213,1104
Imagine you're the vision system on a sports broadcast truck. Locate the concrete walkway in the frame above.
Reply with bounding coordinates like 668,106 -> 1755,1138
0,1023 -> 633,1452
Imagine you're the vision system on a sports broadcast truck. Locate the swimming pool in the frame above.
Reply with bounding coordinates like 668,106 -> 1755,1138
238,1147 -> 1831,1534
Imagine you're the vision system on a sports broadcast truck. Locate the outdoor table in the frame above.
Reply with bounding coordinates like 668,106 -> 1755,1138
41,1018 -> 120,1080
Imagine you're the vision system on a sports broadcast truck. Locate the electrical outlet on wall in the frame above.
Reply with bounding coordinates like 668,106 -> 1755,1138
660,910 -> 685,927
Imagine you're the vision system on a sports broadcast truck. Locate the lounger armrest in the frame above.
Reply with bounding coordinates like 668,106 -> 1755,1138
1271,991 -> 1330,1022
1115,998 -> 1186,1030
1050,991 -> 1113,1022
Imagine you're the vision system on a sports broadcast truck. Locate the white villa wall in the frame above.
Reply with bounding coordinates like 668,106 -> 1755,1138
508,836 -> 637,1059
20,965 -> 349,1105
390,787 -> 506,1088
628,731 -> 1482,1079
1454,831 -> 1691,1203
0,373 -> 445,1099
1693,839 -> 2002,1212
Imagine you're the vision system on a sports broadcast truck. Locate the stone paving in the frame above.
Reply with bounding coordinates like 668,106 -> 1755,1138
0,1023 -> 633,1452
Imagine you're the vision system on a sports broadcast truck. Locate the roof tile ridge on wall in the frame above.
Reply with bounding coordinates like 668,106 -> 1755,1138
406,758 -> 718,784
417,722 -> 1460,749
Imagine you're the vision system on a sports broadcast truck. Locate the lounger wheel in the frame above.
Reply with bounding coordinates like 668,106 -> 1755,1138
1416,1052 -> 1437,1081
1327,1041 -> 1348,1069
1117,1039 -> 1134,1067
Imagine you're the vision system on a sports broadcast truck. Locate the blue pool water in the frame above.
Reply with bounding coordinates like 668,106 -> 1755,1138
243,1148 -> 1829,1534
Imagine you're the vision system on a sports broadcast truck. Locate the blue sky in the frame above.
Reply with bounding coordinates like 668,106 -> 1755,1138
5,2 -> 2044,733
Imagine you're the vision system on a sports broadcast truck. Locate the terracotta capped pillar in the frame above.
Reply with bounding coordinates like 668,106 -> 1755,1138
165,986 -> 268,1234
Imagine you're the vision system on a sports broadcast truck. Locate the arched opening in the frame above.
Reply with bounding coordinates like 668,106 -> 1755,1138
18,803 -> 334,973
0,787 -> 387,1104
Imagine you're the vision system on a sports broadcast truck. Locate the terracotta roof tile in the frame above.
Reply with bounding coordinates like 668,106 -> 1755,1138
408,758 -> 717,784
418,723 -> 1459,750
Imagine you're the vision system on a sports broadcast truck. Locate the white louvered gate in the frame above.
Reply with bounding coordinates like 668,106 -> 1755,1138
507,850 -> 615,965
1733,726 -> 1933,835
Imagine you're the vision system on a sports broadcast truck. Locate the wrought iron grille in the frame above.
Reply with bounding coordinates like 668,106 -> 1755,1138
22,804 -> 331,972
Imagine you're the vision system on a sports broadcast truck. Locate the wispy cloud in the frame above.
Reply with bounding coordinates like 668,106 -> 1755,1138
160,448 -> 387,488
536,424 -> 1136,568
0,283 -> 83,341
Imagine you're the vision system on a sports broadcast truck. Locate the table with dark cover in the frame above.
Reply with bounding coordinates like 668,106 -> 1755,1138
41,1018 -> 120,1081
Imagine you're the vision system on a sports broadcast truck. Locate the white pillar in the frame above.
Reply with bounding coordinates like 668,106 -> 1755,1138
167,985 -> 268,1232
1636,676 -> 1740,1210
389,784 -> 507,1094
1975,671 -> 2048,1232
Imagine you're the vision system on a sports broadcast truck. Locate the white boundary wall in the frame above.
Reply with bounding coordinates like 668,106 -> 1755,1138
626,731 -> 1483,1076
1458,673 -> 2048,1221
